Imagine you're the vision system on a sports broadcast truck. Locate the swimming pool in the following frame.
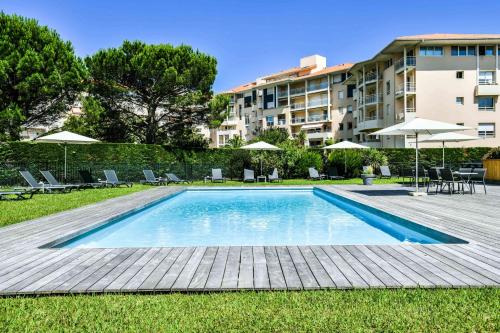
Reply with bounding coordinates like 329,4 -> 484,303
57,188 -> 465,248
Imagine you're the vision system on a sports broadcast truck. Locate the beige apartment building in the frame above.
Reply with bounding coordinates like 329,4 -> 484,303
212,55 -> 355,147
213,34 -> 500,148
348,33 -> 500,148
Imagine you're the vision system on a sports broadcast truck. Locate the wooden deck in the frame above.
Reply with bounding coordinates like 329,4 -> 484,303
0,185 -> 499,295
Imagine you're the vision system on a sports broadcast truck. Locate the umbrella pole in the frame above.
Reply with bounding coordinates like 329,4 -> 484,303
415,133 -> 419,192
442,141 -> 445,168
64,144 -> 67,181
260,157 -> 263,176
344,150 -> 347,175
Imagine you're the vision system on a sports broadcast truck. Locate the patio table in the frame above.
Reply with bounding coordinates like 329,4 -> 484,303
453,172 -> 477,194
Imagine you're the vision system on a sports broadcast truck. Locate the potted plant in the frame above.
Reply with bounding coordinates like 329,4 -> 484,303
361,165 -> 376,185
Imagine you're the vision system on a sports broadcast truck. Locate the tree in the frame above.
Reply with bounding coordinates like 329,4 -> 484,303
255,127 -> 290,145
227,135 -> 244,148
85,40 -> 220,144
0,13 -> 86,140
63,96 -> 104,138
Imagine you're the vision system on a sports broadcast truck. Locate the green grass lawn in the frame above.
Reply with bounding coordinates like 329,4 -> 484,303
0,289 -> 498,332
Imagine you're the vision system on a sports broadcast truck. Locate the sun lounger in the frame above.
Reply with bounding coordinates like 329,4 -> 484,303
379,166 -> 392,179
17,170 -> 69,193
103,170 -> 133,187
308,167 -> 326,180
40,170 -> 83,190
243,169 -> 256,182
327,166 -> 344,180
0,190 -> 35,200
211,169 -> 226,183
268,168 -> 283,182
165,173 -> 190,184
142,170 -> 166,185
78,170 -> 106,188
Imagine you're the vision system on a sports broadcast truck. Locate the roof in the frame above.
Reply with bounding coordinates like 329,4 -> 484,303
396,33 -> 500,41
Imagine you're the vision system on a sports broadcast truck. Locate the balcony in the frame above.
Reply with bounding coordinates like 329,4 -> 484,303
395,82 -> 416,97
277,119 -> 286,126
291,117 -> 306,124
405,107 -> 416,113
277,90 -> 288,98
307,82 -> 328,92
475,83 -> 500,96
307,114 -> 329,122
364,72 -> 380,84
290,87 -> 306,96
306,131 -> 333,140
395,56 -> 416,73
307,99 -> 328,108
290,102 -> 306,110
364,93 -> 383,105
354,117 -> 384,133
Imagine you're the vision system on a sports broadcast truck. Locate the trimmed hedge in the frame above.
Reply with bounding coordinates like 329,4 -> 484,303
0,142 -> 492,185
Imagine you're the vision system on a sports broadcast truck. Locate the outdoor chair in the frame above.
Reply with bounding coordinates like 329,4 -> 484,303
440,168 -> 464,195
17,170 -> 68,193
0,190 -> 35,200
308,167 -> 326,180
165,173 -> 190,184
379,166 -> 392,179
41,170 -> 83,190
470,168 -> 487,194
400,167 -> 414,184
268,168 -> 283,183
211,169 -> 226,183
78,170 -> 106,188
243,169 -> 256,182
426,168 -> 442,194
142,170 -> 166,185
327,166 -> 344,180
103,170 -> 133,187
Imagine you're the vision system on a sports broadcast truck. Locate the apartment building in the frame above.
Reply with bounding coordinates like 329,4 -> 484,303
211,55 -> 355,147
349,33 -> 500,148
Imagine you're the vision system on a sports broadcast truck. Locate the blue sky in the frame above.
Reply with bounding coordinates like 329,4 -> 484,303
2,0 -> 500,92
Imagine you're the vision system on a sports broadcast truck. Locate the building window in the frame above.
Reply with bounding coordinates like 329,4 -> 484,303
266,116 -> 274,126
456,123 -> 464,126
456,97 -> 464,105
451,45 -> 476,56
479,45 -> 495,56
244,114 -> 250,125
347,105 -> 353,113
479,71 -> 495,84
338,91 -> 344,100
456,71 -> 464,79
348,122 -> 353,129
478,96 -> 495,111
478,123 -> 495,138
332,74 -> 343,83
419,46 -> 443,56
347,84 -> 355,98
386,81 -> 391,95
339,123 -> 344,131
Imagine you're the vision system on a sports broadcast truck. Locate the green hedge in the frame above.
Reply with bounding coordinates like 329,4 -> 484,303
0,142 -> 492,185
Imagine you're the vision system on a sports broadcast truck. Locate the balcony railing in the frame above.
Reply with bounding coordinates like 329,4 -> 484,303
396,82 -> 416,95
478,105 -> 495,111
395,56 -> 416,71
290,87 -> 306,95
307,114 -> 329,122
307,82 -> 328,91
364,93 -> 383,105
290,102 -> 306,110
307,99 -> 328,108
277,119 -> 286,125
364,115 -> 378,121
406,107 -> 416,113
291,117 -> 306,124
479,79 -> 496,85
277,90 -> 288,97
365,72 -> 380,82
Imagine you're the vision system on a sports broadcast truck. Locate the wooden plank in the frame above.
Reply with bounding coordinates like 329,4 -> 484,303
334,246 -> 385,288
121,248 -> 172,291
172,247 -> 207,291
221,246 -> 241,290
309,246 -> 351,288
139,247 -> 182,291
189,247 -> 218,291
321,246 -> 368,288
264,246 -> 286,290
288,246 -> 321,289
299,246 -> 335,288
204,247 -> 229,290
237,246 -> 254,289
252,246 -> 270,290
155,247 -> 196,290
275,246 -> 302,290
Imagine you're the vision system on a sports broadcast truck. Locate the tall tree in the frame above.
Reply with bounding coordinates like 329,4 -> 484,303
0,13 -> 86,140
86,41 -> 222,144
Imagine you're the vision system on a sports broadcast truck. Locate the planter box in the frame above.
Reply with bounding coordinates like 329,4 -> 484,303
483,159 -> 500,180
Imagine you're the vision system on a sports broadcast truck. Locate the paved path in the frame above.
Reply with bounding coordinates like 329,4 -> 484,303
0,185 -> 499,295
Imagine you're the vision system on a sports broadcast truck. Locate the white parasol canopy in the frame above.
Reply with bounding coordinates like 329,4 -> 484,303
371,118 -> 471,196
324,141 -> 369,174
240,141 -> 281,175
422,132 -> 479,167
36,131 -> 100,179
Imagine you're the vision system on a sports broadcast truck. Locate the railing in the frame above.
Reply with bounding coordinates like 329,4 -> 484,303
277,90 -> 288,97
364,93 -> 383,104
478,105 -> 495,111
307,82 -> 328,91
290,87 -> 306,95
277,119 -> 286,125
406,107 -> 416,113
479,79 -> 496,85
307,114 -> 328,122
307,99 -> 328,108
396,82 -> 416,95
364,115 -> 378,121
290,102 -> 306,110
395,56 -> 416,71
291,117 -> 306,124
365,72 -> 379,82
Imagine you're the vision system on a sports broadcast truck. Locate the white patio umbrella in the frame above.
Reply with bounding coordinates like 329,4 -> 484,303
371,118 -> 470,196
36,131 -> 99,180
323,141 -> 369,174
240,141 -> 281,175
422,132 -> 480,168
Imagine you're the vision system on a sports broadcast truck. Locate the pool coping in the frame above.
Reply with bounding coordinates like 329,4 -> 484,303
0,185 -> 498,295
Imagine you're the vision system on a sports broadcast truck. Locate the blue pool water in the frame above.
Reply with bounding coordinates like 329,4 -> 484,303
59,189 -> 464,248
